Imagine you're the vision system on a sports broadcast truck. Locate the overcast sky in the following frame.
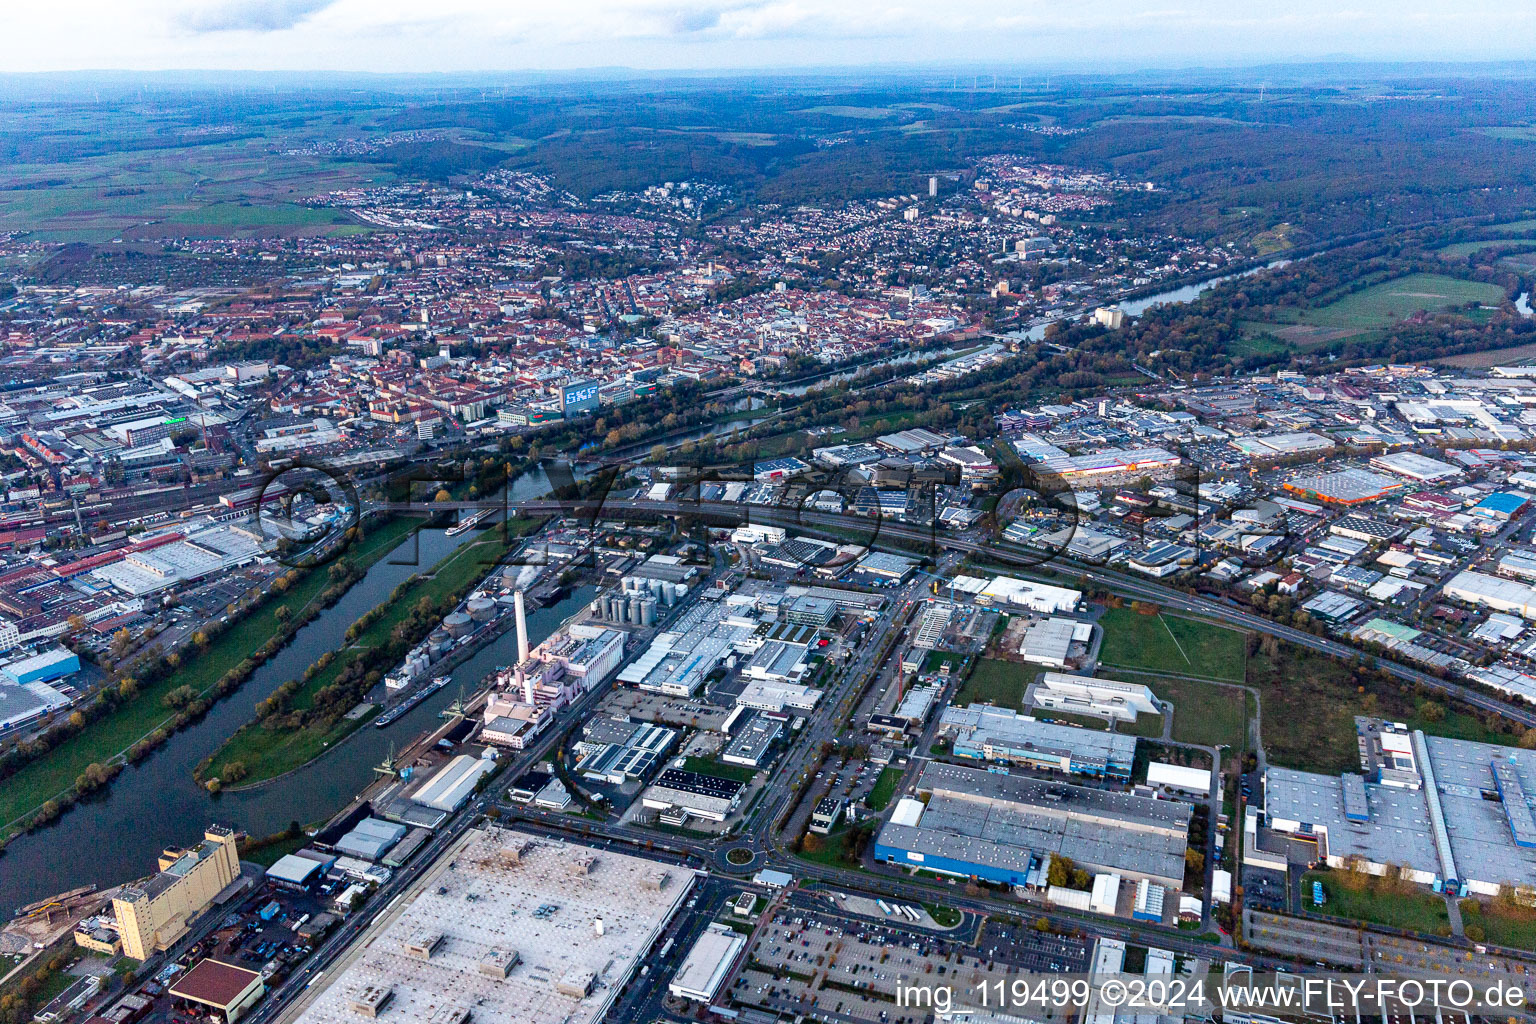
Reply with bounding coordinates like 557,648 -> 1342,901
4,0 -> 1535,74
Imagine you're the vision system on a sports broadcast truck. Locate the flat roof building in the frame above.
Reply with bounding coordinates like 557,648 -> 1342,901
641,768 -> 746,822
1261,724 -> 1536,895
874,762 -> 1190,889
1283,468 -> 1404,505
1018,617 -> 1091,668
1027,672 -> 1158,725
736,679 -> 822,714
668,923 -> 747,1003
114,826 -> 241,961
721,713 -> 781,768
938,704 -> 1136,780
1444,570 -> 1536,619
289,828 -> 690,1024
976,576 -> 1081,614
1371,451 -> 1463,483
0,648 -> 79,687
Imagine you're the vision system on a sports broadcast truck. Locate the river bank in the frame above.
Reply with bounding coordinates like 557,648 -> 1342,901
0,521 -> 594,913
197,519 -> 541,788
0,515 -> 424,844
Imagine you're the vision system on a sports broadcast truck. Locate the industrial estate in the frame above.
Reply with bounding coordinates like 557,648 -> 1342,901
10,48 -> 1536,1024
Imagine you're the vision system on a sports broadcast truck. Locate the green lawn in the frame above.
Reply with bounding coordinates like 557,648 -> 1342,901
1110,673 -> 1249,750
681,756 -> 758,784
1458,898 -> 1536,951
866,765 -> 902,811
1307,872 -> 1451,937
923,650 -> 963,674
1097,607 -> 1246,682
795,824 -> 860,869
954,658 -> 1030,709
923,903 -> 962,927
240,831 -> 312,868
0,516 -> 421,836
202,524 -> 535,785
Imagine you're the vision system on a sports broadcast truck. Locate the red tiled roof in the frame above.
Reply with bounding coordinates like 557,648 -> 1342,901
169,960 -> 262,1008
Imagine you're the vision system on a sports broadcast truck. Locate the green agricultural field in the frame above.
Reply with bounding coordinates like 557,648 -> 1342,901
1307,871 -> 1451,936
1097,607 -> 1246,682
0,126 -> 398,241
167,202 -> 353,228
1278,273 -> 1506,329
0,517 -> 421,836
1436,238 -> 1536,257
796,105 -> 905,119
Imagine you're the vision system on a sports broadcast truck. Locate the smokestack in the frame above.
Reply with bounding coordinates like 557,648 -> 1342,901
514,591 -> 529,665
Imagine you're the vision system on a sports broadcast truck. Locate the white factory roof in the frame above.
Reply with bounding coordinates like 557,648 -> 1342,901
412,755 -> 497,812
1146,762 -> 1212,794
978,575 -> 1080,613
291,828 -> 690,1024
668,923 -> 746,1002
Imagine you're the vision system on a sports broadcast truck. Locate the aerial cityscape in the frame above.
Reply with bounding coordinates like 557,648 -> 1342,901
9,6 -> 1536,1024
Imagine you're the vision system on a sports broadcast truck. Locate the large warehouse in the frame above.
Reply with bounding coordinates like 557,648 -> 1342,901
1443,570 -> 1536,619
1260,725 -> 1536,896
873,762 -> 1190,889
289,828 -> 691,1024
937,705 -> 1137,780
1283,468 -> 1404,505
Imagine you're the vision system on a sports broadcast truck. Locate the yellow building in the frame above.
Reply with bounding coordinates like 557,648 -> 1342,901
114,825 -> 240,960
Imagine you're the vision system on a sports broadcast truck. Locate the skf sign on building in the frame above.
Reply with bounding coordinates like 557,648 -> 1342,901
562,379 -> 601,415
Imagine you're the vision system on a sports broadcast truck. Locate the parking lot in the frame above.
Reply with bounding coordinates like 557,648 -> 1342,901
731,907 -> 1081,1024
975,919 -> 1091,972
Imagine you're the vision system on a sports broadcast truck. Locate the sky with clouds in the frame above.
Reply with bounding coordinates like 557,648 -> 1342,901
4,0 -> 1534,73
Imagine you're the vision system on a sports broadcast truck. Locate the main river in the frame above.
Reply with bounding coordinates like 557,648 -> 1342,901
0,521 -> 596,913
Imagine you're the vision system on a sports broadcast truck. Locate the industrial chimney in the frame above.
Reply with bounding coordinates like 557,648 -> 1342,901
514,591 -> 530,665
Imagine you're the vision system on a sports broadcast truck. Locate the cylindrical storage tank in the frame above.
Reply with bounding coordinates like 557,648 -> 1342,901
443,612 -> 473,638
607,595 -> 623,621
590,599 -> 604,618
639,599 -> 657,626
467,597 -> 495,623
629,595 -> 644,623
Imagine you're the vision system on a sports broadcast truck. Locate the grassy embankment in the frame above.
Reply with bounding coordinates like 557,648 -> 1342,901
199,521 -> 539,786
0,516 -> 420,840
